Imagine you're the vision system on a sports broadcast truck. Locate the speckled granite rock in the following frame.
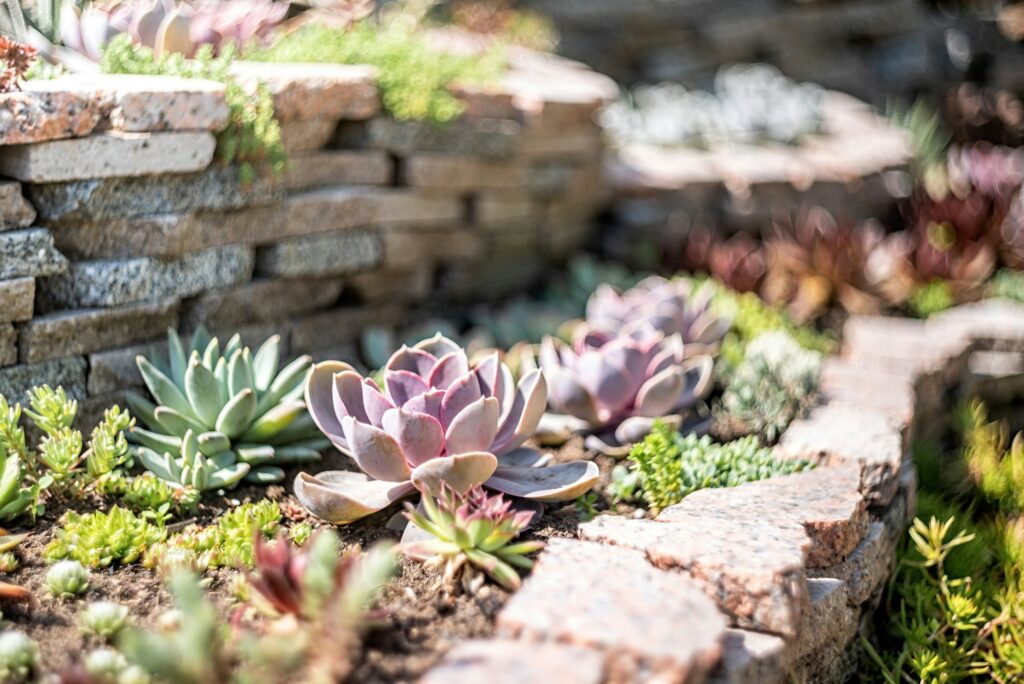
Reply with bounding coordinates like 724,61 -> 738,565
230,62 -> 380,121
370,188 -> 463,226
777,403 -> 905,506
19,299 -> 179,364
0,278 -> 34,323
87,340 -> 166,396
285,187 -> 380,234
963,350 -> 1024,405
578,515 -> 808,636
37,245 -> 254,309
809,522 -> 897,606
283,151 -> 392,191
403,154 -> 529,190
0,325 -> 15,367
180,277 -> 345,331
382,230 -> 485,270
27,165 -> 283,222
0,229 -> 68,279
0,131 -> 216,182
289,304 -> 404,355
497,538 -> 726,682
0,88 -> 99,145
368,117 -> 521,159
255,230 -> 382,278
706,629 -> 787,684
0,181 -> 36,230
658,466 -> 868,568
419,639 -> 605,684
26,75 -> 229,132
796,578 -> 856,660
0,356 -> 88,402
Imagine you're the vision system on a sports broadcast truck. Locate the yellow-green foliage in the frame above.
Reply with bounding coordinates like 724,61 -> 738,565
247,20 -> 503,123
45,506 -> 166,568
869,402 -> 1024,681
908,279 -> 955,319
101,35 -> 284,182
991,268 -> 1024,304
711,286 -> 836,375
145,500 -> 281,571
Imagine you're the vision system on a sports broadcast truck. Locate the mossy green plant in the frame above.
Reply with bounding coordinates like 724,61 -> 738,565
991,268 -> 1024,304
718,331 -> 823,443
908,279 -> 956,318
247,20 -> 504,124
145,500 -> 281,571
612,421 -> 812,511
101,35 -> 285,183
45,506 -> 166,568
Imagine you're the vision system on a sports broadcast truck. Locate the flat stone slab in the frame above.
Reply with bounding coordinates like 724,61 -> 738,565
279,119 -> 337,153
932,299 -> 1024,352
180,277 -> 345,331
419,639 -> 605,684
776,403 -> 905,506
0,278 -> 34,324
808,522 -> 897,606
578,515 -> 808,637
28,165 -> 283,222
0,131 -> 216,182
38,245 -> 254,309
0,324 -> 15,367
87,340 -> 166,396
368,117 -> 521,159
658,465 -> 868,568
283,151 -> 392,191
256,230 -> 382,278
19,299 -> 179,364
0,181 -> 37,230
965,350 -> 1024,404
0,356 -> 88,402
25,75 -> 229,132
371,189 -> 463,226
0,88 -> 100,145
706,629 -> 787,684
795,578 -> 855,660
402,154 -> 529,190
230,62 -> 380,121
497,538 -> 726,682
0,229 -> 68,279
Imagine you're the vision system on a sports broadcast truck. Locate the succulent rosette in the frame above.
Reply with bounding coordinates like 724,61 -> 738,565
296,334 -> 598,525
538,325 -> 713,454
586,275 -> 730,354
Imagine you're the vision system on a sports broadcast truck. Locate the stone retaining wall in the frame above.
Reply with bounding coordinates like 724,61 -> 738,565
420,297 -> 1024,683
0,51 -> 616,422
602,91 -> 912,266
519,0 -> 1022,100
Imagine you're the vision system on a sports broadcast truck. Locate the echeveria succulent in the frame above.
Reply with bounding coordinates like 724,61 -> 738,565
586,276 -> 730,354
0,631 -> 37,682
80,601 -> 130,639
296,334 -> 598,525
539,325 -> 713,452
128,328 -> 327,489
403,484 -> 543,593
46,560 -> 90,599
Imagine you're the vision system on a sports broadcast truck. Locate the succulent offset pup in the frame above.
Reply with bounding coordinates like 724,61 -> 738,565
537,324 -> 714,455
585,276 -> 731,355
128,328 -> 328,491
295,334 -> 598,527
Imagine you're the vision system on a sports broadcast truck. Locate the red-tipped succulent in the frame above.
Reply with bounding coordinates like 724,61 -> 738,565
295,334 -> 598,527
402,484 -> 542,593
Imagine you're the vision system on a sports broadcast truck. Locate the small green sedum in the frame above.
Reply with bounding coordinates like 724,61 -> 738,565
46,559 -> 90,599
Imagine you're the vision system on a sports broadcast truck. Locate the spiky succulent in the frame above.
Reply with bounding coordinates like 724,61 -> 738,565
296,334 -> 598,527
46,560 -> 90,599
45,506 -> 166,568
586,276 -> 730,354
403,484 -> 542,593
129,328 -> 326,491
248,529 -> 395,621
538,325 -> 713,453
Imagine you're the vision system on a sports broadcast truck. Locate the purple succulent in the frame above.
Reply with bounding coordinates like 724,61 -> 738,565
296,334 -> 598,525
539,325 -> 713,450
586,276 -> 730,354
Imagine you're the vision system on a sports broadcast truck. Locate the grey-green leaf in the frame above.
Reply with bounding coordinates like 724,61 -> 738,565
215,389 -> 257,439
136,356 -> 194,418
252,335 -> 280,392
185,360 -> 225,428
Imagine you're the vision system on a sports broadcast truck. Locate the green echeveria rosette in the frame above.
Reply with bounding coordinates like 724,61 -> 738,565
126,328 -> 328,492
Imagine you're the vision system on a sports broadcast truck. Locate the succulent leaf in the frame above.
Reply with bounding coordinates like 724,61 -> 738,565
184,360 -> 224,428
